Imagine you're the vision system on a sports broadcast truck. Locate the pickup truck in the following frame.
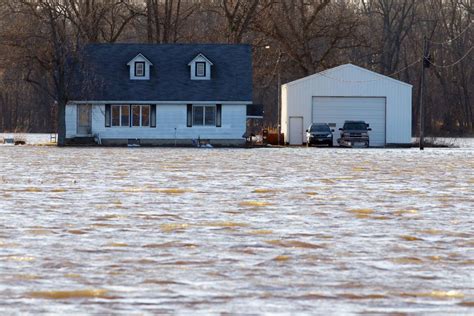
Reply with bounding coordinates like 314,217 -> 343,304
337,120 -> 372,148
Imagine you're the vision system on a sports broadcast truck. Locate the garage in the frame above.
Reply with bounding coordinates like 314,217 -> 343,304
281,64 -> 412,147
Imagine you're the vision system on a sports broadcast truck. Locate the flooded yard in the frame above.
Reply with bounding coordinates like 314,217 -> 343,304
0,145 -> 473,314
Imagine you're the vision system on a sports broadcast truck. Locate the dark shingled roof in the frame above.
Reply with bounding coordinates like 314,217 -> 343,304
72,43 -> 252,102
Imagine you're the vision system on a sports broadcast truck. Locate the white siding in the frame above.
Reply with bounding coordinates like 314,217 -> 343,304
281,64 -> 412,145
65,104 -> 77,138
68,103 -> 246,140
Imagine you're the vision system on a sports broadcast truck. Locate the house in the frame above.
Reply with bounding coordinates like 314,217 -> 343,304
66,43 -> 253,146
281,64 -> 412,147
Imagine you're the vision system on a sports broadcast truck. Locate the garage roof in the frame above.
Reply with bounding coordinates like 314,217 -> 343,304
283,64 -> 412,88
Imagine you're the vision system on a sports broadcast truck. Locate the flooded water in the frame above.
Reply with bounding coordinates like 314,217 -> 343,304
0,146 -> 473,314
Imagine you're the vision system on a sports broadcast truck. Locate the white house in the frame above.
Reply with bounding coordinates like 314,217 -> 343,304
66,43 -> 253,146
281,64 -> 412,147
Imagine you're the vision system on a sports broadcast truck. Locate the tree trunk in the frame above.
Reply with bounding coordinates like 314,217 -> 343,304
57,100 -> 66,146
147,0 -> 154,43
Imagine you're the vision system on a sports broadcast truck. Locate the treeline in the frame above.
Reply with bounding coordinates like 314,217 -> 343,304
0,0 -> 472,139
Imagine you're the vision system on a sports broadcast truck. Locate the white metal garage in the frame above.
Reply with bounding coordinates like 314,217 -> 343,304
281,64 -> 412,147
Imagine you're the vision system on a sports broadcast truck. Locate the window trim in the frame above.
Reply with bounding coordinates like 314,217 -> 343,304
135,62 -> 145,77
195,62 -> 206,77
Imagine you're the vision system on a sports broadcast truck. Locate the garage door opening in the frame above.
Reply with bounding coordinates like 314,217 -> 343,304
312,97 -> 386,147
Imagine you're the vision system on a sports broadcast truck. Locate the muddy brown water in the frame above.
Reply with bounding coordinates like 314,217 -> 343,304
0,146 -> 473,314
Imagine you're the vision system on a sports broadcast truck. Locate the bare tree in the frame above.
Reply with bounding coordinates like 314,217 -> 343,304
206,0 -> 264,43
424,0 -> 473,132
360,0 -> 419,75
1,0 -> 88,145
145,0 -> 197,43
255,0 -> 362,76
65,0 -> 138,43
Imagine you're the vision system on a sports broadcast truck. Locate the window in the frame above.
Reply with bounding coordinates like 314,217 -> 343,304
131,105 -> 150,127
108,105 -> 154,128
135,62 -> 145,77
142,106 -> 150,127
195,62 -> 206,77
121,106 -> 130,126
111,105 -> 130,127
192,105 -> 215,126
132,105 -> 140,126
128,54 -> 152,80
205,106 -> 215,125
193,106 -> 204,126
188,54 -> 213,80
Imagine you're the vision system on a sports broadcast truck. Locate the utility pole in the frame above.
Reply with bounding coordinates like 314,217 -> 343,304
419,36 -> 429,151
277,63 -> 281,146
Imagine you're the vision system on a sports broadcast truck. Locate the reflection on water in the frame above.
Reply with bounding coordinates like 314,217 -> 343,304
0,146 -> 473,314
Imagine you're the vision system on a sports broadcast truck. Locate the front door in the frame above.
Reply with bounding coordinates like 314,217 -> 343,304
77,105 -> 92,135
289,116 -> 303,145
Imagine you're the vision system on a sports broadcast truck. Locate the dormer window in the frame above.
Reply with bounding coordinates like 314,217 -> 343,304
195,62 -> 206,77
135,62 -> 145,77
188,53 -> 213,80
127,53 -> 152,80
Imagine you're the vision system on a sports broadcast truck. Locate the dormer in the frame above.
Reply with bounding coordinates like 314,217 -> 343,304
188,53 -> 213,80
127,53 -> 152,80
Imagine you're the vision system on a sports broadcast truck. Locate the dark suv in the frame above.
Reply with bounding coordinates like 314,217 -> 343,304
338,121 -> 372,148
306,123 -> 334,147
